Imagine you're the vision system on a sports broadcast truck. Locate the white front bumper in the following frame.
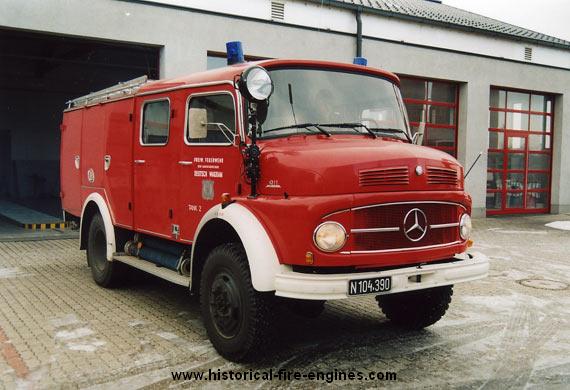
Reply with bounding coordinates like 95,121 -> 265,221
274,252 -> 489,300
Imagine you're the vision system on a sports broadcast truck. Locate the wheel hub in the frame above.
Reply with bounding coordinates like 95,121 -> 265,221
209,272 -> 241,339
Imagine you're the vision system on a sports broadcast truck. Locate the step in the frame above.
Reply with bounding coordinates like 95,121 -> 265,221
113,254 -> 190,287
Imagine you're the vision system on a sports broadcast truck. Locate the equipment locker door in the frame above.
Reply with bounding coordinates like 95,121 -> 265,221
60,110 -> 83,216
104,99 -> 135,228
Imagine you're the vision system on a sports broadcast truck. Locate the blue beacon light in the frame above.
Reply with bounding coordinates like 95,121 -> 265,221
353,57 -> 368,66
226,41 -> 245,65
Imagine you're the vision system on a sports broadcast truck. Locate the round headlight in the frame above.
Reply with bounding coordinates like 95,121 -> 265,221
459,214 -> 472,240
239,66 -> 273,101
313,222 -> 347,252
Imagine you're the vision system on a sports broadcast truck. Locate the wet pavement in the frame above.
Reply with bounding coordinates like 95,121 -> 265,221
0,214 -> 569,389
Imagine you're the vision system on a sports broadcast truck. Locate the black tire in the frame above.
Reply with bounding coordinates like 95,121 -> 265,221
283,299 -> 326,319
376,285 -> 453,330
200,243 -> 274,362
86,213 -> 124,288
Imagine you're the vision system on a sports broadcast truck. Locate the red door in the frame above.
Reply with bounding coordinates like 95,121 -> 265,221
81,106 -> 107,196
177,88 -> 243,243
133,95 -> 180,239
103,99 -> 135,229
486,89 -> 553,215
60,110 -> 83,216
400,77 -> 459,158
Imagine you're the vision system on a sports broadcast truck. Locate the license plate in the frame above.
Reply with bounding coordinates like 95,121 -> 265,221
348,276 -> 392,296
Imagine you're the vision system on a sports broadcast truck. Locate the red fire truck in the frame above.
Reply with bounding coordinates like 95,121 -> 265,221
60,43 -> 489,361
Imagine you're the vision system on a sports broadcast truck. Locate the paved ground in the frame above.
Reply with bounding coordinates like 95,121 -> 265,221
0,214 -> 569,389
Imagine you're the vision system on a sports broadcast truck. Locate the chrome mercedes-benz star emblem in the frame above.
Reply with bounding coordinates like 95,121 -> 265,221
403,208 -> 428,242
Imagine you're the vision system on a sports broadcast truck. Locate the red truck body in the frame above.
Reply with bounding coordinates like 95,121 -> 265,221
60,57 -> 488,361
62,59 -> 469,267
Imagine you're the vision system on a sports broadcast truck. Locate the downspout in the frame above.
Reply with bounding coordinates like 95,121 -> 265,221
356,8 -> 363,57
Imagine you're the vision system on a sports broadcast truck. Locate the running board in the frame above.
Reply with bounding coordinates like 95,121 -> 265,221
113,254 -> 190,287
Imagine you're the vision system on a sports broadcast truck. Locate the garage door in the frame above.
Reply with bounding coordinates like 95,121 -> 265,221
399,76 -> 459,157
486,88 -> 553,215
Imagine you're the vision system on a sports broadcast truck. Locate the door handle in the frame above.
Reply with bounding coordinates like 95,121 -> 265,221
134,159 -> 146,164
178,161 -> 193,166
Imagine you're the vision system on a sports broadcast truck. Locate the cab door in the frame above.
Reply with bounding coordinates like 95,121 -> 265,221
133,95 -> 180,239
177,88 -> 243,243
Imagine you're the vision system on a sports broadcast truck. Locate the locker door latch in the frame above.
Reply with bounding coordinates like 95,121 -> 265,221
104,155 -> 111,171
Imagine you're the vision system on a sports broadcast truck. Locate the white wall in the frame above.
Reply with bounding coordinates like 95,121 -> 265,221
142,0 -> 570,69
361,13 -> 570,69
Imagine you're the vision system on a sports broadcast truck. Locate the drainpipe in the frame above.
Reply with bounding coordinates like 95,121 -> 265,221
355,8 -> 363,57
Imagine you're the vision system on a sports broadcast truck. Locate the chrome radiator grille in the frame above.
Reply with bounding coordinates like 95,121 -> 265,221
350,202 -> 463,252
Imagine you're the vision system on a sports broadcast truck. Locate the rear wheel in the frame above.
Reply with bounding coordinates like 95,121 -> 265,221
376,285 -> 453,330
86,213 -> 124,287
200,243 -> 274,362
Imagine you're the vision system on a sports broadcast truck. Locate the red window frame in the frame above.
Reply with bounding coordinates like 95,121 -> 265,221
399,76 -> 459,157
486,87 -> 554,216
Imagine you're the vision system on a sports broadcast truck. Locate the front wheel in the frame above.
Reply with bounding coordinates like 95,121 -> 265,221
376,285 -> 453,330
200,243 -> 274,362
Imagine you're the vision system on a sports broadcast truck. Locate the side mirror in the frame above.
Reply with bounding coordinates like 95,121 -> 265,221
188,108 -> 207,139
413,122 -> 425,145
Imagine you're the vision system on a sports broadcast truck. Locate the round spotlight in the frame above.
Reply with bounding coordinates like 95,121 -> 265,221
239,66 -> 274,102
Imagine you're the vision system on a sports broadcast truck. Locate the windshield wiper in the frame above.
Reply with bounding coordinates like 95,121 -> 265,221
367,127 -> 412,142
263,122 -> 331,137
321,123 -> 411,142
263,122 -> 410,141
318,122 -> 377,139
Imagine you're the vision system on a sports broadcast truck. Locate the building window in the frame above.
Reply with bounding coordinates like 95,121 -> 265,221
206,55 -> 228,70
187,94 -> 235,145
486,88 -> 553,215
141,99 -> 170,145
399,77 -> 459,157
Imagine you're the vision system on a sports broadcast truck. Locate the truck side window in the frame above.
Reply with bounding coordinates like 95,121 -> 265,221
141,99 -> 170,145
187,94 -> 235,144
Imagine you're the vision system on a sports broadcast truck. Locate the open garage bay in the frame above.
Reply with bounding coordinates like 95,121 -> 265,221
0,28 -> 159,220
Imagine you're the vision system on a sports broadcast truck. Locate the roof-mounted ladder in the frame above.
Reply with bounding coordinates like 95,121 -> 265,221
66,75 -> 150,109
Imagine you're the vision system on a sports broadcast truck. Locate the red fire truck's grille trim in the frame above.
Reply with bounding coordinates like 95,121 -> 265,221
350,201 -> 464,253
359,167 -> 409,186
427,167 -> 458,186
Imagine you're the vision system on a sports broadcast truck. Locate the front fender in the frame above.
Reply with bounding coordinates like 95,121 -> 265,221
191,203 -> 282,291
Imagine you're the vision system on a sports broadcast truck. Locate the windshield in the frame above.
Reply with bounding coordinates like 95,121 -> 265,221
260,68 -> 410,140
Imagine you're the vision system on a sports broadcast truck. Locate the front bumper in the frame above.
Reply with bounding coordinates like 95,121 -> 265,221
274,251 -> 489,300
